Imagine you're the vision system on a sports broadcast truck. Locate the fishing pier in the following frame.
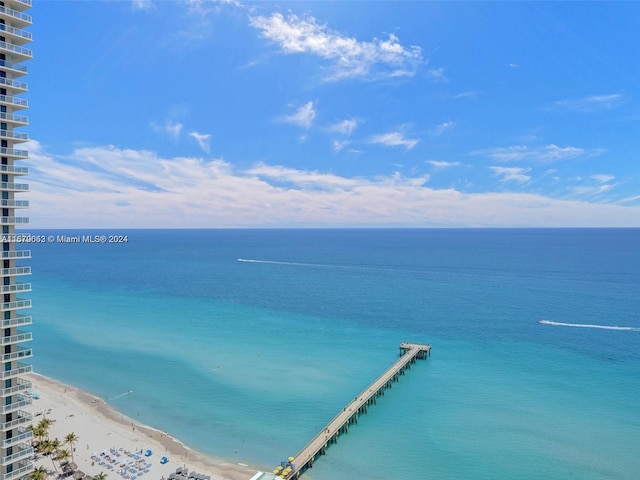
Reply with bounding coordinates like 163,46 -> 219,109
274,342 -> 431,479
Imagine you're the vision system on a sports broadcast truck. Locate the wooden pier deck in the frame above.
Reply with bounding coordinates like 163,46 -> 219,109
274,342 -> 431,479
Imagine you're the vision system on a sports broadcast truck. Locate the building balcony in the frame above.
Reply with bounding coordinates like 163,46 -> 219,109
0,298 -> 31,311
0,77 -> 28,93
2,346 -> 32,363
0,6 -> 32,28
0,249 -> 31,259
0,200 -> 29,208
0,282 -> 31,294
0,94 -> 28,110
0,443 -> 34,466
0,112 -> 28,126
0,396 -> 32,415
5,0 -> 32,12
0,378 -> 31,397
0,181 -> 29,191
0,41 -> 32,61
0,148 -> 29,159
0,330 -> 32,346
0,60 -> 27,78
0,267 -> 31,278
1,314 -> 32,328
0,217 -> 29,225
0,166 -> 29,176
1,427 -> 33,449
0,362 -> 33,381
0,129 -> 29,143
0,22 -> 32,45
0,409 -> 31,431
2,461 -> 33,480
0,267 -> 31,277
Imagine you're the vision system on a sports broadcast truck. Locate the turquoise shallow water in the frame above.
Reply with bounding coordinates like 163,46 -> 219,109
27,229 -> 640,479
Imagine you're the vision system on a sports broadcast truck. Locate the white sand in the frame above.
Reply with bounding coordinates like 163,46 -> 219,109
27,373 -> 264,480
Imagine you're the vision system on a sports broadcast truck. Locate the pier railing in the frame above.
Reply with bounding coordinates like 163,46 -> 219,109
275,342 -> 431,479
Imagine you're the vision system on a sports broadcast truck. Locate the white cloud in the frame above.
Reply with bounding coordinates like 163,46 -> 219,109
553,93 -> 624,112
428,160 -> 461,170
170,0 -> 244,44
186,0 -> 217,16
591,174 -> 615,184
24,141 -> 640,228
490,166 -> 532,184
617,194 -> 640,205
189,131 -> 212,153
151,120 -> 183,141
132,0 -> 153,11
370,131 -> 419,150
250,13 -> 423,81
568,174 -> 618,200
453,91 -> 477,100
571,184 -> 615,198
473,144 -> 591,162
328,118 -> 358,136
432,120 -> 454,136
427,67 -> 447,82
543,144 -> 586,161
281,101 -> 316,129
332,140 -> 349,153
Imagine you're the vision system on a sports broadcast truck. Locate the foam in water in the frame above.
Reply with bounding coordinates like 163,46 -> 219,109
539,320 -> 640,331
237,258 -> 325,267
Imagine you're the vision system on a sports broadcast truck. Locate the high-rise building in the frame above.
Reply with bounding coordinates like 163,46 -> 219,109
0,1 -> 32,480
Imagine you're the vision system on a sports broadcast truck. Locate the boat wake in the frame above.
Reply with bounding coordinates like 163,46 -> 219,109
237,258 -> 328,268
111,389 -> 133,400
539,320 -> 640,331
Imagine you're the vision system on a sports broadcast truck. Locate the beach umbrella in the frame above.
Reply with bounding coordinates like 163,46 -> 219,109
73,472 -> 84,480
69,463 -> 78,471
288,457 -> 294,462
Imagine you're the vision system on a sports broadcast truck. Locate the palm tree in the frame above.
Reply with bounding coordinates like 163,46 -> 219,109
33,425 -> 46,440
94,472 -> 107,480
64,433 -> 79,462
36,417 -> 53,433
57,448 -> 71,469
39,439 -> 52,456
48,438 -> 61,472
31,424 -> 48,451
29,466 -> 48,480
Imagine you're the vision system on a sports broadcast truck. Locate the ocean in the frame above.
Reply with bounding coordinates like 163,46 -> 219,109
26,229 -> 640,479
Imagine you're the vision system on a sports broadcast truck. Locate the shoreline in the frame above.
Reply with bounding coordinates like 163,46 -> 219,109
27,373 -> 264,480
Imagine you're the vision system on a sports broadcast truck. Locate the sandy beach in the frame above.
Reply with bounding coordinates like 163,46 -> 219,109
27,373 -> 265,480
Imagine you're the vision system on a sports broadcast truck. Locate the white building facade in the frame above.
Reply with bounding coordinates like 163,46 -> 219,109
0,1 -> 32,479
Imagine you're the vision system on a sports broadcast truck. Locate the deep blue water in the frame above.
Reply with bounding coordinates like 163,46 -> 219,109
24,229 -> 640,479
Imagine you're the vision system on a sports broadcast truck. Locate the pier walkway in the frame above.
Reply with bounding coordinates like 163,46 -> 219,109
275,342 -> 431,479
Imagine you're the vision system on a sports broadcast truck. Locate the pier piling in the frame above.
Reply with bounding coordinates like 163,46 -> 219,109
275,342 -> 431,479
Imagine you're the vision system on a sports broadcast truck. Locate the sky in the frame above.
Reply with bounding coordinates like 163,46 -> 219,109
22,0 -> 640,227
